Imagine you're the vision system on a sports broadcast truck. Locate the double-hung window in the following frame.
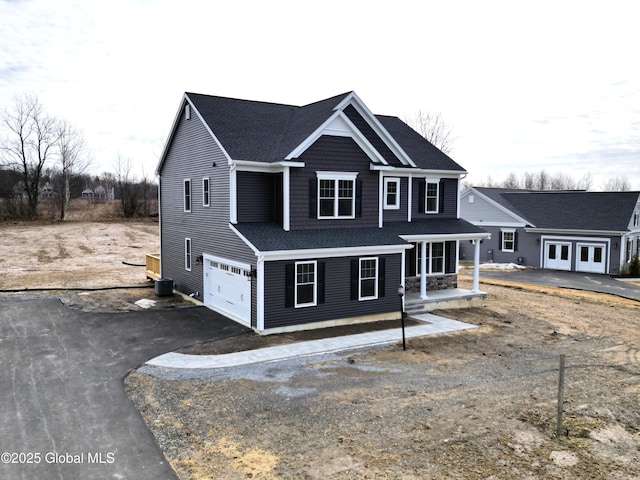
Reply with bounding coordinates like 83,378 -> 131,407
202,177 -> 210,207
184,179 -> 192,212
384,178 -> 400,209
501,229 -> 516,252
425,181 -> 439,213
185,238 -> 192,271
359,257 -> 378,300
295,261 -> 316,307
317,172 -> 357,219
415,242 -> 445,275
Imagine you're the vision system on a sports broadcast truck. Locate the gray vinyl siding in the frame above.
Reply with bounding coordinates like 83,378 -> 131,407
412,177 -> 458,219
343,105 -> 404,167
237,171 -> 282,224
460,192 -> 520,224
263,253 -> 401,329
459,226 -> 539,265
289,135 -> 379,229
159,104 -> 256,301
383,177 -> 408,222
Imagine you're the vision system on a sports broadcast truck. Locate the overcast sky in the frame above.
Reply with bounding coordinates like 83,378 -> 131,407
1,0 -> 639,189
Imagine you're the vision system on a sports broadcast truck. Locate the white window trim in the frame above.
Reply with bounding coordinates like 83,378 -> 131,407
429,242 -> 445,275
358,257 -> 378,301
183,178 -> 192,213
425,179 -> 439,214
185,104 -> 191,120
185,238 -> 192,271
317,171 -> 358,219
295,260 -> 317,308
202,177 -> 210,207
501,228 -> 516,253
383,177 -> 400,210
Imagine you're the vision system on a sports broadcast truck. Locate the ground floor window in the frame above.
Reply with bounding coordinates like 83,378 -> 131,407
359,257 -> 378,300
295,261 -> 316,307
501,229 -> 516,252
185,238 -> 192,271
414,242 -> 445,275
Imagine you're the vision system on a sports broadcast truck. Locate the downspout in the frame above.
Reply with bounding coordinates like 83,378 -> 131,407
157,175 -> 162,278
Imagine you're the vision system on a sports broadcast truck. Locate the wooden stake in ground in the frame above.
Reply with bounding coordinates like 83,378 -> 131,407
557,354 -> 566,437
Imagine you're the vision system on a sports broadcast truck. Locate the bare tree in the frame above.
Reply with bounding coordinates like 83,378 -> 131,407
114,154 -> 141,217
56,120 -> 91,220
603,176 -> 631,191
502,172 -> 520,189
0,94 -> 59,218
406,110 -> 455,155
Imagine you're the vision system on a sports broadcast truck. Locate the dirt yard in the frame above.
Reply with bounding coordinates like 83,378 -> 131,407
2,221 -> 640,479
126,280 -> 640,480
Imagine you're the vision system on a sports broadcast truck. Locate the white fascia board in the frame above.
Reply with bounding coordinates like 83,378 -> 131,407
233,160 -> 305,173
400,232 -> 492,243
260,244 -> 412,262
229,224 -> 260,255
334,92 -> 417,167
471,188 -> 532,227
157,94 -> 234,175
525,228 -> 626,236
285,110 -> 387,165
468,221 -> 526,228
370,166 -> 466,179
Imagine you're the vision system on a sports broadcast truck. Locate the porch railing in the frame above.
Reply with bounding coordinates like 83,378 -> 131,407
145,253 -> 161,280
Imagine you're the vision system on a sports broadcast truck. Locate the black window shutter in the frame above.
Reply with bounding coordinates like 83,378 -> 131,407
378,257 -> 385,297
350,259 -> 358,300
418,180 -> 425,213
499,231 -> 504,251
309,178 -> 317,218
355,179 -> 362,217
317,261 -> 325,304
407,245 -> 416,277
514,231 -> 518,252
285,264 -> 294,308
439,180 -> 445,213
445,241 -> 456,274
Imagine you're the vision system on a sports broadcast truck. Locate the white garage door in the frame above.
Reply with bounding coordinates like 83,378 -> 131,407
576,243 -> 606,274
544,242 -> 572,271
204,256 -> 251,326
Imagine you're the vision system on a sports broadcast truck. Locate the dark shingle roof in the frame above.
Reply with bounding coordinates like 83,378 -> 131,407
235,219 -> 486,252
186,92 -> 462,170
475,188 -> 640,231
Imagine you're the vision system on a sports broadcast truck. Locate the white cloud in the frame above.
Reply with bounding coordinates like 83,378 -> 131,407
1,0 -> 639,189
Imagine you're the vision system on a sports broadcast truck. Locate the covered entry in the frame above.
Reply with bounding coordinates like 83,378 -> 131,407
203,254 -> 252,326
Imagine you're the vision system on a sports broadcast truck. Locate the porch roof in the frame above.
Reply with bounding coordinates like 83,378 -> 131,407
234,219 -> 488,254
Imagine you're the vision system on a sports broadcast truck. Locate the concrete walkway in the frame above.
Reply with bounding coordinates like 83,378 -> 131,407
145,313 -> 477,370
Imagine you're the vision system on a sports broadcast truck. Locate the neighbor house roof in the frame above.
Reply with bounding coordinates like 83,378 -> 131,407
180,91 -> 465,171
472,187 -> 640,232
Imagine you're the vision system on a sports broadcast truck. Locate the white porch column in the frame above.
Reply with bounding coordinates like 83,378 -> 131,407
420,241 -> 428,299
283,167 -> 290,231
472,239 -> 481,293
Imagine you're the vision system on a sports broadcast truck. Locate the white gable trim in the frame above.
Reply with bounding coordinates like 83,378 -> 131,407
156,94 -> 233,175
285,110 -> 387,165
334,92 -> 417,168
463,188 -> 532,227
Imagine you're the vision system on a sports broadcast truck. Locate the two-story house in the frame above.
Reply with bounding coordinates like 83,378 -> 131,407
156,91 -> 490,334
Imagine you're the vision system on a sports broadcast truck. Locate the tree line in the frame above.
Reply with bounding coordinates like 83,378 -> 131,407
0,94 -> 156,221
466,170 -> 633,191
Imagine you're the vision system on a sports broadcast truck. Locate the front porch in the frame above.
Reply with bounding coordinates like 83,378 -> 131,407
404,288 -> 487,315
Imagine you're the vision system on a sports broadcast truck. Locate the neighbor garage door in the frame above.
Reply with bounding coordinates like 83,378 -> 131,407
204,256 -> 251,326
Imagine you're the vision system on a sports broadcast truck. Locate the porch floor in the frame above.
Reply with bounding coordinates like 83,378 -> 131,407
405,288 -> 486,314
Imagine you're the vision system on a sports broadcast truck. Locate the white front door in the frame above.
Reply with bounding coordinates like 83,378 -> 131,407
576,244 -> 606,274
204,257 -> 251,326
544,242 -> 572,271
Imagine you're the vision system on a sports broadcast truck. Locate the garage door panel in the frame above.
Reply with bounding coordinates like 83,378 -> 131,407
204,258 -> 251,326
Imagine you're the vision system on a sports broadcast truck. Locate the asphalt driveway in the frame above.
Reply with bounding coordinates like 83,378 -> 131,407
478,269 -> 640,301
0,297 -> 249,480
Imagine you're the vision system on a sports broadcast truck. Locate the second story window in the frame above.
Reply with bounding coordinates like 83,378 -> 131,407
384,178 -> 400,209
425,181 -> 439,213
317,172 -> 358,219
184,179 -> 192,212
202,177 -> 210,207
